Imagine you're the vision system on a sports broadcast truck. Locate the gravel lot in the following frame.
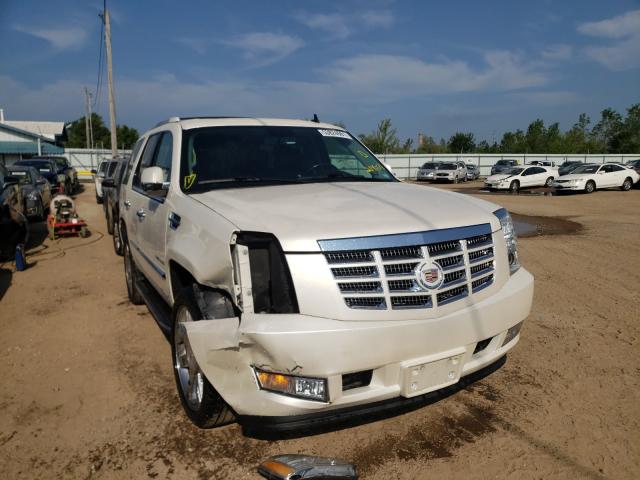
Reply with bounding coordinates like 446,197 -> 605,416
1,181 -> 638,479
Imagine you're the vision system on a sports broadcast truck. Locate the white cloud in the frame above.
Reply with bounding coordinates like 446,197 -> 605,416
223,32 -> 304,66
295,10 -> 394,38
577,9 -> 640,38
175,37 -> 209,55
577,10 -> 640,71
295,13 -> 351,39
360,11 -> 395,28
0,48 -> 549,131
14,25 -> 87,50
540,44 -> 573,61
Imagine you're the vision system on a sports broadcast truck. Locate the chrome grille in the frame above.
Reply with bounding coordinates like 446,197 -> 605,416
319,224 -> 496,311
332,266 -> 378,278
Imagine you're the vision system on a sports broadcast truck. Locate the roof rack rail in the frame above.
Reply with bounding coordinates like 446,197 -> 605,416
153,117 -> 181,128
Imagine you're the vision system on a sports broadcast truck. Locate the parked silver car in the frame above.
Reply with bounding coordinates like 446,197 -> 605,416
466,164 -> 480,181
417,162 -> 467,183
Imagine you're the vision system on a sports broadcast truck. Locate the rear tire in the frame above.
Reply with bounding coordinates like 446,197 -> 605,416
585,181 -> 595,194
96,193 -> 103,204
172,286 -> 236,429
545,177 -> 554,188
123,229 -> 145,305
510,180 -> 520,193
621,177 -> 632,191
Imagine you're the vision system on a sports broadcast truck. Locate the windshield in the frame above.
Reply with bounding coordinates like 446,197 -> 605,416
9,169 -> 32,184
180,126 -> 395,192
421,163 -> 438,169
18,161 -> 52,173
496,160 -> 515,166
503,167 -> 524,175
467,165 -> 476,170
572,165 -> 599,174
439,163 -> 457,170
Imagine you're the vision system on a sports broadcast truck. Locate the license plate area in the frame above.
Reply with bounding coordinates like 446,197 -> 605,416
400,350 -> 465,397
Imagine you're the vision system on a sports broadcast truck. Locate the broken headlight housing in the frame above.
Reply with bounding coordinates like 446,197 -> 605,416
231,232 -> 299,314
493,208 -> 520,275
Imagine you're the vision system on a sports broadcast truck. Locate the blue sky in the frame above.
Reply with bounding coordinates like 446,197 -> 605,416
1,0 -> 639,143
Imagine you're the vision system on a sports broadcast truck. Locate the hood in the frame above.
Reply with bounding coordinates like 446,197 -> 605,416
557,173 -> 591,180
191,182 -> 502,252
486,174 -> 512,182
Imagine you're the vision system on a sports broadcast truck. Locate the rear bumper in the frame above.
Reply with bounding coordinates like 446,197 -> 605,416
186,268 -> 533,418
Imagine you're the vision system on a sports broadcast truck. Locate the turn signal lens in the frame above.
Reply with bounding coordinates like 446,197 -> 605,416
255,369 -> 328,402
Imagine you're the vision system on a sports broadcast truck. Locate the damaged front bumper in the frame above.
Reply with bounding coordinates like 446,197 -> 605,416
184,268 -> 533,418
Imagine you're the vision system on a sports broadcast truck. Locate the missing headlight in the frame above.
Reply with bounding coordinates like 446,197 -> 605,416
233,232 -> 299,314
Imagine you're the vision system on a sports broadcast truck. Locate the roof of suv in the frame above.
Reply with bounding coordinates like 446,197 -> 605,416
153,117 -> 344,132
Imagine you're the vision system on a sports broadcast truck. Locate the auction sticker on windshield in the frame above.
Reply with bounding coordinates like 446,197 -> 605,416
317,129 -> 351,139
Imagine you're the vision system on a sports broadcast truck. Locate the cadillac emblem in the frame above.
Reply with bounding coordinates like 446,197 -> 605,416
415,260 -> 444,290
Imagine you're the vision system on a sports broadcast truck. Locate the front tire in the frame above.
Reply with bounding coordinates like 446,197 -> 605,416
172,287 -> 236,428
96,193 -> 103,204
585,180 -> 596,194
123,232 -> 144,305
510,180 -> 520,193
621,177 -> 633,191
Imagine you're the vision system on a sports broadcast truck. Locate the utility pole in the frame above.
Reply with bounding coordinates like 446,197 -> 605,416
103,4 -> 118,158
83,87 -> 91,149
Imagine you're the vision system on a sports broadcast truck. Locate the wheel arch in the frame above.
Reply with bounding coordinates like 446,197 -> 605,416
168,259 -> 237,312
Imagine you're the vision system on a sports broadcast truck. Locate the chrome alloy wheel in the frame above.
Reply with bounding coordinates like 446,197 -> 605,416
174,306 -> 204,411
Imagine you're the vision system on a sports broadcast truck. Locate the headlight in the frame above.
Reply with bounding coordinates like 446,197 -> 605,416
57,174 -> 66,182
255,368 -> 327,402
427,172 -> 434,176
231,232 -> 298,313
493,208 -> 520,274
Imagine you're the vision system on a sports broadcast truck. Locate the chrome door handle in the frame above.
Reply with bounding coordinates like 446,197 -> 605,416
124,200 -> 131,210
136,208 -> 146,219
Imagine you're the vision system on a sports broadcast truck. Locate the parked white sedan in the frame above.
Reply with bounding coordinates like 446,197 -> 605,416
485,166 -> 557,192
553,163 -> 639,193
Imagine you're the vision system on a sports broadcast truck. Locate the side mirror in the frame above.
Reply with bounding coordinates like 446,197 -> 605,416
102,178 -> 115,188
97,171 -> 105,179
2,175 -> 20,189
141,166 -> 169,195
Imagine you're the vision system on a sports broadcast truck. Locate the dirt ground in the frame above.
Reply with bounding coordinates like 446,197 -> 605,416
1,181 -> 639,479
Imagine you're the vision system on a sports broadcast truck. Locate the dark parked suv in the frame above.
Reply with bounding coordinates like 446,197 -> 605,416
101,158 -> 130,255
490,159 -> 519,175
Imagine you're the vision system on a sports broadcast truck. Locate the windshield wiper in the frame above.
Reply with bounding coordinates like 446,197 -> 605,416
199,177 -> 305,185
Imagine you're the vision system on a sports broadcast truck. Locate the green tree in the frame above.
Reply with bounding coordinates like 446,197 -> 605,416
614,103 -> 640,153
415,135 -> 448,153
447,132 -> 476,153
500,129 -> 527,153
64,113 -> 139,150
590,108 -> 623,153
359,118 -> 403,154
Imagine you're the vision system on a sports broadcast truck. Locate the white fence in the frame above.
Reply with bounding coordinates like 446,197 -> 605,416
378,153 -> 640,180
63,148 -> 132,179
59,148 -> 639,181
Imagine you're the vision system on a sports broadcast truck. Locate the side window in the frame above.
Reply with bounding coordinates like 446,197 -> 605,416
99,162 -> 108,174
152,132 -> 173,182
132,134 -> 161,188
609,165 -> 623,172
123,139 -> 144,185
522,168 -> 533,176
600,165 -> 611,173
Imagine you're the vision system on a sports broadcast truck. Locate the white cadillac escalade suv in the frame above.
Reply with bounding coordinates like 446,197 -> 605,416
119,117 -> 533,431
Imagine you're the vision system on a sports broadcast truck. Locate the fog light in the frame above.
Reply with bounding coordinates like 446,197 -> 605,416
502,322 -> 523,346
255,369 -> 328,402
